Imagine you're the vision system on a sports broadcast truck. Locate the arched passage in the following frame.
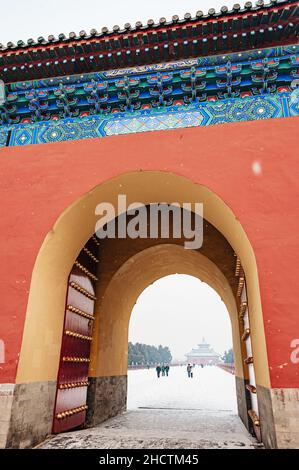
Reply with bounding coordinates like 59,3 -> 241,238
127,274 -> 235,411
91,245 -> 245,419
93,245 -> 241,376
13,171 -> 270,447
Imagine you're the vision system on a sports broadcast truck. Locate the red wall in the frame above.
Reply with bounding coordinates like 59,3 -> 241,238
0,117 -> 298,388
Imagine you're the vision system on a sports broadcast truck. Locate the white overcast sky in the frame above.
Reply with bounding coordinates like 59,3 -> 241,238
129,275 -> 232,361
1,0 -> 247,44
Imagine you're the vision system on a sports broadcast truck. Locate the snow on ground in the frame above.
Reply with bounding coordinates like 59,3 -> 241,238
42,366 -> 257,449
127,365 -> 238,412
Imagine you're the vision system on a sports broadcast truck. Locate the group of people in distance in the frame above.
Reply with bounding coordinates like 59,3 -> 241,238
155,363 -> 205,379
155,364 -> 170,378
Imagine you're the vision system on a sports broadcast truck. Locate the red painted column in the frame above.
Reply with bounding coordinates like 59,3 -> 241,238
0,117 -> 298,388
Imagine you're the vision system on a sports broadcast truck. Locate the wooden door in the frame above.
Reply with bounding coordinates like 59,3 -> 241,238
52,236 -> 99,433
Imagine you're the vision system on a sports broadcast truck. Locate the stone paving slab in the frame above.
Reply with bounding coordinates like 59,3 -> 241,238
41,368 -> 259,449
41,409 -> 258,449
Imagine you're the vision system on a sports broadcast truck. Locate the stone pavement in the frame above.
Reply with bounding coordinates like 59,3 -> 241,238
41,367 -> 258,449
41,409 -> 257,449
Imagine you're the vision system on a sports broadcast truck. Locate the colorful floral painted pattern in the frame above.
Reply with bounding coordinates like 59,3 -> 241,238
0,93 -> 298,148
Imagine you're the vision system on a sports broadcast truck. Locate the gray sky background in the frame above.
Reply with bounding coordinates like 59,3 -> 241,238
129,275 -> 232,361
1,0 -> 247,44
0,1 -> 235,359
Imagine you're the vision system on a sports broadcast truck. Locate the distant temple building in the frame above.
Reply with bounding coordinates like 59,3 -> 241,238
185,338 -> 221,365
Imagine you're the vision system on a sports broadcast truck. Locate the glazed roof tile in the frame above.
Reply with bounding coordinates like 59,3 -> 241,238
0,0 -> 297,83
0,0 -> 295,51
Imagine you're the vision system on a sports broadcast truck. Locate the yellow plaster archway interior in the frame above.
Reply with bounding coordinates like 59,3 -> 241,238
16,171 -> 270,389
91,244 -> 244,378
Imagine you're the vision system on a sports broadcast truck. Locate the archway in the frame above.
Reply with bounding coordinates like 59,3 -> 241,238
127,274 -> 236,412
13,171 -> 269,447
91,243 -> 254,430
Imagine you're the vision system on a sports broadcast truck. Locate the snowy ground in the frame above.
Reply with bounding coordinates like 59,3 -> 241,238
127,365 -> 238,412
41,366 -> 258,449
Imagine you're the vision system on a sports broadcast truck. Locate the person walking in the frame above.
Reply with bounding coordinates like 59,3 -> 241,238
161,364 -> 166,376
156,364 -> 161,378
165,364 -> 170,377
187,363 -> 193,378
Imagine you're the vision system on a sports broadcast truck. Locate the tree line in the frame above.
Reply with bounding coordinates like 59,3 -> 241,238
222,348 -> 234,363
128,342 -> 172,365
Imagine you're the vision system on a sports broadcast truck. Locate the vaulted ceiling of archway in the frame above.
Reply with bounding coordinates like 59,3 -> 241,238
95,206 -> 238,299
90,208 -> 245,379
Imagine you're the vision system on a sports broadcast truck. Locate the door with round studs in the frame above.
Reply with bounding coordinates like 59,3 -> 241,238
52,236 -> 99,433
